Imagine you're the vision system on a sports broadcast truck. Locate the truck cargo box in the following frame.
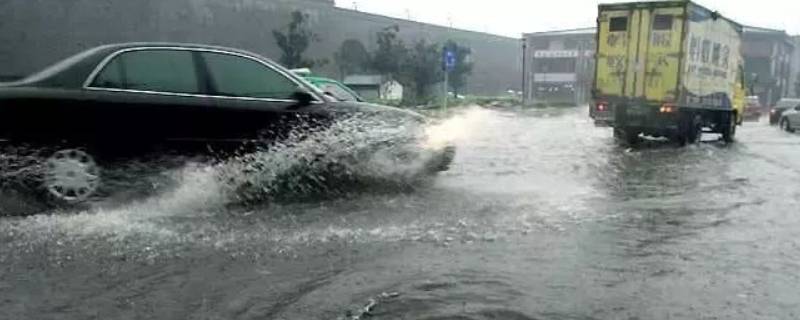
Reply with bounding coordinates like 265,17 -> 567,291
591,1 -> 745,144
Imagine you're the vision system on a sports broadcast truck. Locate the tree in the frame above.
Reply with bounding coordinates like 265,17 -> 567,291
272,11 -> 320,68
370,26 -> 445,103
402,39 -> 444,102
371,25 -> 408,80
334,39 -> 371,79
443,40 -> 474,98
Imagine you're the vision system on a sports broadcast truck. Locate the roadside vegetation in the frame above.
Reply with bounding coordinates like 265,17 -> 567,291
273,11 -> 483,107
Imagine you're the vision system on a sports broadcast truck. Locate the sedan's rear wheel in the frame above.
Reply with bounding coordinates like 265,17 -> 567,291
43,149 -> 101,203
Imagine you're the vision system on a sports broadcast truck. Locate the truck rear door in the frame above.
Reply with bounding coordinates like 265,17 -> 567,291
596,8 -> 637,98
640,7 -> 685,103
596,4 -> 684,102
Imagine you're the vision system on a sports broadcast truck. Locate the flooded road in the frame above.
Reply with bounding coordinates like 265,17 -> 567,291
2,106 -> 800,319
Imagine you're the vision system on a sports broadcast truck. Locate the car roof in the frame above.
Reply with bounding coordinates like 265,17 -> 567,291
777,98 -> 800,106
10,42 -> 278,89
98,42 -> 267,59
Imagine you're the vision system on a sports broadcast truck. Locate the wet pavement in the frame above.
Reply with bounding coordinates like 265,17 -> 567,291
2,106 -> 800,319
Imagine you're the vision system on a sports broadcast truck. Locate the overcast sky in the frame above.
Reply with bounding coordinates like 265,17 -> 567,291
334,0 -> 800,37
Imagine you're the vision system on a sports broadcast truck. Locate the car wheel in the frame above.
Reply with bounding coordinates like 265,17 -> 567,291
43,149 -> 101,204
780,118 -> 795,133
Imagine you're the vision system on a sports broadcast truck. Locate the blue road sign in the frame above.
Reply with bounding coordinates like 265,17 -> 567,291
444,50 -> 456,71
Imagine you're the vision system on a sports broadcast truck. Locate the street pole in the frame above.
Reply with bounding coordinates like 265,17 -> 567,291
522,37 -> 527,105
443,66 -> 449,112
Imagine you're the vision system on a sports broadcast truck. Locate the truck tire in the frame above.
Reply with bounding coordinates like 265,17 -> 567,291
722,112 -> 737,143
677,114 -> 702,145
687,115 -> 703,144
614,128 -> 639,146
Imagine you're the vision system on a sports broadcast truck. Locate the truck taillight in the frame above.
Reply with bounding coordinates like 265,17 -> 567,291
659,103 -> 676,113
596,101 -> 609,112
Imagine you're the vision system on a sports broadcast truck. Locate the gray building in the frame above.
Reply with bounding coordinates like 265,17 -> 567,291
742,26 -> 794,107
789,35 -> 800,97
522,28 -> 596,106
0,0 -> 521,96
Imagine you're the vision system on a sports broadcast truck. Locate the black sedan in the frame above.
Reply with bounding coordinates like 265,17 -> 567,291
0,43 -> 454,204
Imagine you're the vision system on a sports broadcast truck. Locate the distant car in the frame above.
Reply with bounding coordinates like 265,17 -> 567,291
0,43 -> 454,204
770,98 -> 800,125
743,96 -> 762,122
779,104 -> 800,133
290,69 -> 364,103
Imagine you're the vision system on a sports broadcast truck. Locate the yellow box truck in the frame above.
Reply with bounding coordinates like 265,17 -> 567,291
590,1 -> 746,145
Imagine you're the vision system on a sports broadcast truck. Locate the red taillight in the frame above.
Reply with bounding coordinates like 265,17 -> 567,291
596,101 -> 609,112
659,103 -> 676,113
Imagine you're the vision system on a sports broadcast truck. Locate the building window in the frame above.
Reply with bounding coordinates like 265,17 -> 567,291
532,38 -> 550,49
610,17 -> 628,32
701,40 -> 711,63
720,45 -> 730,68
653,15 -> 673,30
712,43 -> 721,66
689,37 -> 700,61
564,39 -> 578,50
534,58 -> 577,73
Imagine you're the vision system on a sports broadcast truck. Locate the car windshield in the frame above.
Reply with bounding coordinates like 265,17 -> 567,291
317,81 -> 360,102
4,2 -> 800,320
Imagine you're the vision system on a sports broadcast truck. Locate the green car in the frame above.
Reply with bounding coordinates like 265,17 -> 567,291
291,69 -> 363,102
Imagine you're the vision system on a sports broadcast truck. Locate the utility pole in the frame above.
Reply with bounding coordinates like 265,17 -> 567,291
522,37 -> 527,105
443,65 -> 449,112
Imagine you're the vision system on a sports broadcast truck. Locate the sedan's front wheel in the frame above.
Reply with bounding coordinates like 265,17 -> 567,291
780,118 -> 795,133
43,149 -> 101,204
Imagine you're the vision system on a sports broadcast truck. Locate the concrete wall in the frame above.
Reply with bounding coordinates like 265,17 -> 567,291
0,0 -> 521,96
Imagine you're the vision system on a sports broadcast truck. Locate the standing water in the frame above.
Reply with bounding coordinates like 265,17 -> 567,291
1,106 -> 799,319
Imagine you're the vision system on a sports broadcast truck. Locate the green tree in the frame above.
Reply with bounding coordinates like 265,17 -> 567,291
371,25 -> 408,80
272,11 -> 320,68
444,40 -> 474,98
370,26 -> 445,103
334,39 -> 371,79
402,39 -> 444,102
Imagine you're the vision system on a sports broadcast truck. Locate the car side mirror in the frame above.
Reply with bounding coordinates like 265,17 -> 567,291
291,90 -> 314,107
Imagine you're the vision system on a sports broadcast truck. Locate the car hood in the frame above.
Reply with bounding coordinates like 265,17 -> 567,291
326,101 -> 427,123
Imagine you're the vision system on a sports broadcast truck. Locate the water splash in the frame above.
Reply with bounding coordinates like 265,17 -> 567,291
422,107 -> 491,150
1,110 -> 469,243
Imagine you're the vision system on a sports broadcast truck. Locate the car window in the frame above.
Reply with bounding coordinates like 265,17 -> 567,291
777,100 -> 800,109
93,58 -> 123,88
318,82 -> 359,102
92,50 -> 200,94
201,52 -> 298,100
